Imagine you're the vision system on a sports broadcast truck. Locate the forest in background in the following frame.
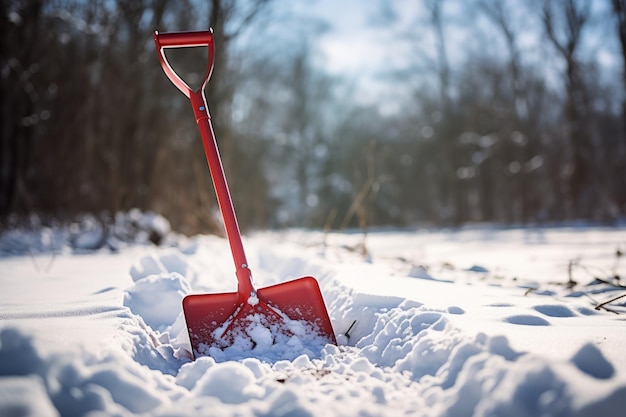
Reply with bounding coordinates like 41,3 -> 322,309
2,0 -> 626,237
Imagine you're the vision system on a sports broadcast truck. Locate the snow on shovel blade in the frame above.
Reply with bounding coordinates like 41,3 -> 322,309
183,276 -> 336,358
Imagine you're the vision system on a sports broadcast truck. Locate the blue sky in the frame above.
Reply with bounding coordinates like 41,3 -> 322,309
283,0 -> 622,109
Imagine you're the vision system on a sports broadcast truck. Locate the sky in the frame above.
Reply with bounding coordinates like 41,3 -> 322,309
280,0 -> 423,112
281,0 -> 623,111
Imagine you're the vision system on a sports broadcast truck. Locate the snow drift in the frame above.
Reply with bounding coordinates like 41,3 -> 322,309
1,224 -> 626,416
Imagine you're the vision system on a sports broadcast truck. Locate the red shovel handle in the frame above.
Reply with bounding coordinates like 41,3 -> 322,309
153,30 -> 215,98
154,29 -> 254,298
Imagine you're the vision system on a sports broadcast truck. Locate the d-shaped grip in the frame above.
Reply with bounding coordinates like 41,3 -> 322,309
154,29 -> 215,98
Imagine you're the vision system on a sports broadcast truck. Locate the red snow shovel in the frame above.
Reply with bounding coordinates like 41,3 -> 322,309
154,29 -> 336,358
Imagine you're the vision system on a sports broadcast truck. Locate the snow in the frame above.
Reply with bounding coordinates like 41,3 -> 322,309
1,223 -> 626,416
0,375 -> 58,417
199,314 -> 330,364
124,272 -> 191,331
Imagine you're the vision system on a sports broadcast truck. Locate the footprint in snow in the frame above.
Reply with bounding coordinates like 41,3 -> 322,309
447,306 -> 465,315
571,343 -> 615,379
532,304 -> 576,318
466,265 -> 489,273
91,286 -> 117,295
504,315 -> 550,326
576,307 -> 597,316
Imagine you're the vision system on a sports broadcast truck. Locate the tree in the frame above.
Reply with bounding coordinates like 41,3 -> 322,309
614,0 -> 626,138
541,0 -> 596,218
612,0 -> 626,214
0,0 -> 45,217
426,0 -> 466,225
478,0 -> 545,223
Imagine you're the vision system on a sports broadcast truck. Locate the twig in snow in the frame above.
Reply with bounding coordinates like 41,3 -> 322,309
612,246 -> 622,282
344,320 -> 357,340
524,287 -> 537,296
582,292 -> 620,314
26,231 -> 57,274
566,259 -> 578,289
595,293 -> 626,313
27,248 -> 40,273
27,250 -> 56,274
321,208 -> 338,253
587,275 -> 626,289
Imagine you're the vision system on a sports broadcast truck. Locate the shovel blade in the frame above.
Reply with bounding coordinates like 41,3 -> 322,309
183,276 -> 335,358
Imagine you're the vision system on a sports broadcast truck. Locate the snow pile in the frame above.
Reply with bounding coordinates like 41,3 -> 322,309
200,310 -> 331,363
0,225 -> 64,257
1,224 -> 626,416
333,296 -> 621,416
0,326 -> 184,416
0,375 -> 58,417
0,209 -> 176,256
111,209 -> 173,247
124,248 -> 194,332
124,273 -> 191,331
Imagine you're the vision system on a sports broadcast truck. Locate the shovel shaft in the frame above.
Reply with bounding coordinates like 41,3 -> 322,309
190,91 -> 254,297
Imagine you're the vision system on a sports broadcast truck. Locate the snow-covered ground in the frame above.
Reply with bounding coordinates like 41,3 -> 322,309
1,222 -> 625,416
